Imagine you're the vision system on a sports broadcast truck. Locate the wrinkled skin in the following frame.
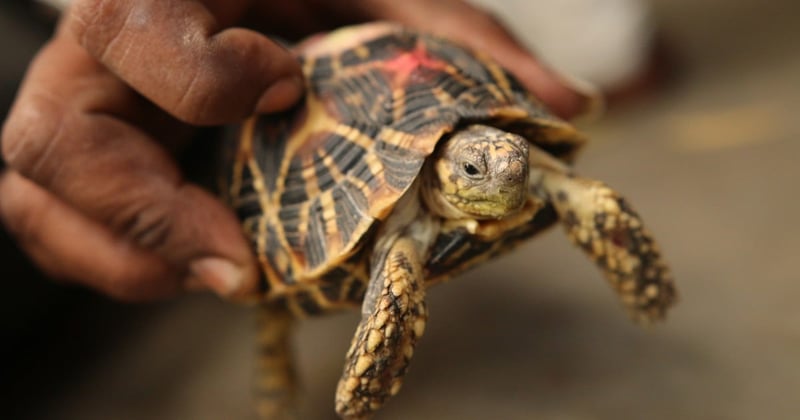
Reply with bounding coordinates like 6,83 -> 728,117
0,0 -> 593,301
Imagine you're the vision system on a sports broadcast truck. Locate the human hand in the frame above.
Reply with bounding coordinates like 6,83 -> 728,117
0,0 -> 595,301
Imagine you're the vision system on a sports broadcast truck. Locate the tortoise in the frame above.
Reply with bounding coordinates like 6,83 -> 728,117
222,22 -> 676,419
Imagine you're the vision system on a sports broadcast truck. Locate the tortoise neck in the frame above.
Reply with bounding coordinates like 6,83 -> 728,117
419,161 -> 473,220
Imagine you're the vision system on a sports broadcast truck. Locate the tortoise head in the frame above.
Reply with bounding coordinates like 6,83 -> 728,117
425,124 -> 530,219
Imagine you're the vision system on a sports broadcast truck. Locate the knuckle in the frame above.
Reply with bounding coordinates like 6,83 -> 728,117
1,92 -> 68,177
0,178 -> 48,252
109,196 -> 176,252
172,67 -> 218,125
69,0 -> 119,48
172,61 -> 247,125
173,35 -> 283,124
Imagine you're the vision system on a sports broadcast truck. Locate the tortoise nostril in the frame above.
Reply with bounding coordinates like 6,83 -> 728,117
504,160 -> 527,184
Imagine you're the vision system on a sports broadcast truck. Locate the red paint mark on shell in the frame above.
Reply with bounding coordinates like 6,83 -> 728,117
383,44 -> 444,85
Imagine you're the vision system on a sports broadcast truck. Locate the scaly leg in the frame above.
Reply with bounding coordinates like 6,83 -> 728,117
529,146 -> 677,323
255,305 -> 297,420
336,236 -> 427,419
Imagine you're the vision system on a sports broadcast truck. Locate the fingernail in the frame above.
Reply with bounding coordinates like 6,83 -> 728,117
189,257 -> 244,296
556,72 -> 606,122
255,75 -> 305,114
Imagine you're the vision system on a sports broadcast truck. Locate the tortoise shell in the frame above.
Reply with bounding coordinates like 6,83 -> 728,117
225,23 -> 585,314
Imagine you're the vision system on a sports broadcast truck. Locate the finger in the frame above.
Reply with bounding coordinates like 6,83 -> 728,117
0,171 -> 178,300
356,0 -> 598,119
65,0 -> 304,124
2,40 -> 259,299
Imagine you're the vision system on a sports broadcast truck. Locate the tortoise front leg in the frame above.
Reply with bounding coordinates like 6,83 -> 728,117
528,145 -> 677,323
336,236 -> 427,419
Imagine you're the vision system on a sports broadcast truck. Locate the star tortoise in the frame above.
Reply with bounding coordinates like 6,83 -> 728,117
222,22 -> 676,420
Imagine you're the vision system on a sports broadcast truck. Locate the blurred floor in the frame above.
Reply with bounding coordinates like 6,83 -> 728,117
2,0 -> 800,419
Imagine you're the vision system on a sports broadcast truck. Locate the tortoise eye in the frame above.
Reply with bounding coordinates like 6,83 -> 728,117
462,162 -> 483,178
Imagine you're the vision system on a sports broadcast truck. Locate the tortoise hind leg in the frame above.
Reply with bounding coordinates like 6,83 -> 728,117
336,237 -> 427,419
528,145 -> 677,323
255,304 -> 297,420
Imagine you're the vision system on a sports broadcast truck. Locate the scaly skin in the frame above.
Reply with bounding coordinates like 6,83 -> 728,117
528,145 -> 676,322
255,305 -> 298,420
336,237 -> 427,419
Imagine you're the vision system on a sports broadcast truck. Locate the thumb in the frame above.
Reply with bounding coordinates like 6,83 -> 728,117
66,0 -> 305,124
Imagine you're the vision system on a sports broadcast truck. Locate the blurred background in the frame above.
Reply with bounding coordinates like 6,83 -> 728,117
1,0 -> 798,419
